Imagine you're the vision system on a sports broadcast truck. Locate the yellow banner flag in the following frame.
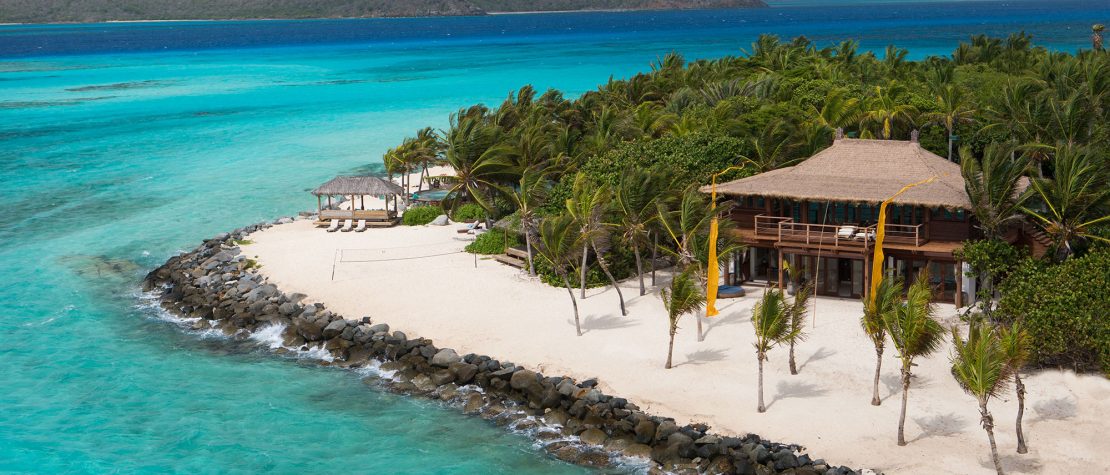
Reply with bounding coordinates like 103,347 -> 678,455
869,176 -> 937,305
706,165 -> 745,318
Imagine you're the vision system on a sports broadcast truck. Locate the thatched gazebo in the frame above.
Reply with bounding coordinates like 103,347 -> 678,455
312,175 -> 404,226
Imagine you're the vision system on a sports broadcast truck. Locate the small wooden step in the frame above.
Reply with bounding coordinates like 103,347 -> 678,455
505,247 -> 531,260
493,254 -> 526,268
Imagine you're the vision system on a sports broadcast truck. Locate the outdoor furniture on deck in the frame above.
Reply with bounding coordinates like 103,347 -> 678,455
353,220 -> 367,232
326,220 -> 340,232
312,175 -> 404,229
837,226 -> 857,238
339,219 -> 353,232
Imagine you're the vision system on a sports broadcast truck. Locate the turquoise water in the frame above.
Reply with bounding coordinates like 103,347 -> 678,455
2,2 -> 1108,472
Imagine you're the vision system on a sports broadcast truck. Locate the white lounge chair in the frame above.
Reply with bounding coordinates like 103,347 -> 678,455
340,219 -> 354,232
326,219 -> 341,232
855,229 -> 875,241
353,220 -> 367,232
837,225 -> 857,239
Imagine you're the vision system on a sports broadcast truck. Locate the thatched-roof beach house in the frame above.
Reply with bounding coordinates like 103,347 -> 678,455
706,132 -> 977,305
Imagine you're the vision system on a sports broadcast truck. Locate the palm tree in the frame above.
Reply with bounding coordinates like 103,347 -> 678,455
885,273 -> 945,446
508,166 -> 551,276
615,168 -> 666,295
1021,143 -> 1110,259
567,173 -> 627,315
1093,24 -> 1105,51
534,214 -> 586,336
741,119 -> 802,172
999,321 -> 1032,454
442,111 -> 519,228
785,283 -> 812,375
961,144 -> 1032,240
752,288 -> 792,413
861,277 -> 902,406
810,89 -> 862,131
863,84 -> 918,140
657,188 -> 716,340
661,270 -> 706,369
950,320 -> 1012,475
927,84 -> 976,161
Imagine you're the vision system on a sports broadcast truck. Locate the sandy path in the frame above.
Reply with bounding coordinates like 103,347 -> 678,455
242,221 -> 1109,474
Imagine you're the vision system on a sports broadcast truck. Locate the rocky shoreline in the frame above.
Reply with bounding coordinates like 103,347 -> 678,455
142,217 -> 866,475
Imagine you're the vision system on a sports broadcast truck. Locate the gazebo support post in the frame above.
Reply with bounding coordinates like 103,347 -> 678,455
317,195 -> 322,215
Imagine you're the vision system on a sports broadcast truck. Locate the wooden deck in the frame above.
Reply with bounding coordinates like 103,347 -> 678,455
732,215 -> 960,258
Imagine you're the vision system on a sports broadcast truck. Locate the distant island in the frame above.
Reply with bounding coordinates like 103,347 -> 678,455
0,0 -> 768,24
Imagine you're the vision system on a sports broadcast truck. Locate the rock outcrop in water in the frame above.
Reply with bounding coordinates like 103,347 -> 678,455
143,217 -> 866,475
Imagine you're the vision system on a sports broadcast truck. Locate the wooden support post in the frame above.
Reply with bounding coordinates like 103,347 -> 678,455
317,195 -> 322,215
954,260 -> 964,307
863,252 -> 870,301
777,249 -> 785,290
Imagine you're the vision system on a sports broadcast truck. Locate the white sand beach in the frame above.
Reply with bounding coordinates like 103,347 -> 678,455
242,221 -> 1109,474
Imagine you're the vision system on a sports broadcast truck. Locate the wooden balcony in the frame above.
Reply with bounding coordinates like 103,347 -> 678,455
749,215 -> 929,251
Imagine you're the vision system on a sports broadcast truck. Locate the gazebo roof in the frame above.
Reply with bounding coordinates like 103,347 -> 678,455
312,175 -> 404,196
702,138 -> 971,209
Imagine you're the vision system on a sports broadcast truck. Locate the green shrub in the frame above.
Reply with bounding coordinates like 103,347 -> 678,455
465,229 -> 520,255
997,249 -> 1110,372
452,203 -> 486,222
534,241 -> 638,289
402,205 -> 443,226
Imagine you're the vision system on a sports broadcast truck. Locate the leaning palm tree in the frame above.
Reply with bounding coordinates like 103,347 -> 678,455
885,273 -> 946,445
657,188 -> 716,340
752,289 -> 792,413
567,173 -> 627,315
507,166 -> 551,276
999,320 -> 1032,454
615,168 -> 666,295
661,269 -> 706,369
785,283 -> 812,375
861,277 -> 903,406
1093,24 -> 1105,51
950,320 -> 1012,475
534,214 -> 586,336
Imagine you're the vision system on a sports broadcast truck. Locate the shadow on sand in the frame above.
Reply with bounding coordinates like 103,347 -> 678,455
765,380 -> 827,410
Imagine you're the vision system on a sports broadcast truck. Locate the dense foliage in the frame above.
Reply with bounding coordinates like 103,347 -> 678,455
451,203 -> 487,222
401,205 -> 443,226
465,229 -> 521,255
0,0 -> 764,23
997,249 -> 1110,373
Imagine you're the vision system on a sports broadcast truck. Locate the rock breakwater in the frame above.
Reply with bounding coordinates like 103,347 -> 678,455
143,218 -> 866,475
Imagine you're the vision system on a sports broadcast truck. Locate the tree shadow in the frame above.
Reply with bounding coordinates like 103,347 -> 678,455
1032,396 -> 1078,422
797,347 -> 836,372
701,307 -> 750,339
573,314 -> 638,334
909,412 -> 967,443
881,371 -> 933,402
675,348 -> 729,367
981,454 -> 1043,474
765,380 -> 827,410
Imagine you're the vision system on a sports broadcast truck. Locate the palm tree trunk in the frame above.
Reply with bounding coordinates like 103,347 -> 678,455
789,341 -> 798,375
872,348 -> 884,406
898,367 -> 910,446
757,354 -> 766,413
561,275 -> 581,336
651,232 -> 658,286
696,314 -> 704,342
524,232 -> 536,277
1015,373 -> 1027,454
981,401 -> 1004,475
665,333 -> 675,369
947,125 -> 954,161
592,242 -> 626,316
580,242 -> 589,298
633,243 -> 646,296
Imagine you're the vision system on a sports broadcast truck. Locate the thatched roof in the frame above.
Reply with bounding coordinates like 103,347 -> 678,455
703,138 -> 971,209
312,175 -> 404,196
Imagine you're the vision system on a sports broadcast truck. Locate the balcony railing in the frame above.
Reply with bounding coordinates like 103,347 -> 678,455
750,215 -> 928,249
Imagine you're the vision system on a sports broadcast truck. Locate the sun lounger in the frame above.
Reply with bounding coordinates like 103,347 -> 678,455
457,222 -> 483,234
326,219 -> 341,232
854,230 -> 875,241
340,219 -> 353,232
353,220 -> 367,232
837,226 -> 857,238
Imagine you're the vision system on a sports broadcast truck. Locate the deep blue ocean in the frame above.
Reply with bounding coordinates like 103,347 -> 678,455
1,1 -> 1107,472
